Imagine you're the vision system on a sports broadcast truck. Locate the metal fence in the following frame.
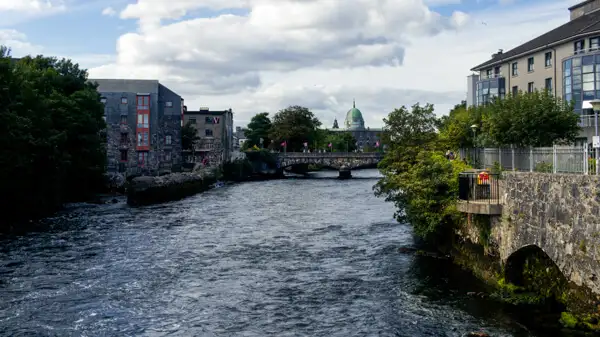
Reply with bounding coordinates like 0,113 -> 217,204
460,145 -> 598,175
458,171 -> 500,204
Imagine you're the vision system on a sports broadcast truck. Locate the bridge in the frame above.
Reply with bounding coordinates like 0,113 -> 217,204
277,152 -> 383,178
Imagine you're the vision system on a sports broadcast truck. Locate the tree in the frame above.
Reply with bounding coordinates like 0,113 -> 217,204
375,103 -> 469,242
482,90 -> 578,147
0,46 -> 107,225
242,112 -> 272,150
269,105 -> 322,151
322,131 -> 357,152
182,121 -> 200,151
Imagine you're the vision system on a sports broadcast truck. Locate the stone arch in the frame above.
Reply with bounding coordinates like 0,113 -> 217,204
504,244 -> 563,286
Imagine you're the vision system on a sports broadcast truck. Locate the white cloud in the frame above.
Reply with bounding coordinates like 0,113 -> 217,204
101,6 -> 116,16
87,0 -> 574,129
0,0 -> 65,25
0,29 -> 42,56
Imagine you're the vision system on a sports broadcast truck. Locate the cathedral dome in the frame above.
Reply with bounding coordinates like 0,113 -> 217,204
344,100 -> 365,130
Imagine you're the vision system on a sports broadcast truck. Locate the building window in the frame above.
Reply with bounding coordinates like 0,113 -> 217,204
574,40 -> 585,54
545,52 -> 552,67
165,152 -> 171,162
486,69 -> 493,78
121,97 -> 128,104
100,97 -> 107,104
165,135 -> 172,145
137,95 -> 149,109
165,101 -> 173,107
512,86 -> 518,96
205,129 -> 213,137
494,66 -> 500,76
137,114 -> 149,128
120,133 -> 128,144
138,152 -> 148,166
591,37 -> 600,51
527,57 -> 534,72
205,116 -> 220,124
189,118 -> 196,124
545,78 -> 553,91
137,132 -> 149,146
511,62 -> 518,76
120,150 -> 128,162
528,82 -> 534,93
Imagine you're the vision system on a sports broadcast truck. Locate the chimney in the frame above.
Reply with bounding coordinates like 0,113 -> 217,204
491,49 -> 504,58
569,0 -> 600,20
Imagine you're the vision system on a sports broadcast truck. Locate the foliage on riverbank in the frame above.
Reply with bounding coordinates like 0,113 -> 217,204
0,47 -> 106,225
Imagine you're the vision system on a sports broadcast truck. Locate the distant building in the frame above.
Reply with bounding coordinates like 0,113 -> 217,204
183,107 -> 234,165
330,100 -> 383,150
234,126 -> 247,149
467,0 -> 600,144
90,79 -> 184,175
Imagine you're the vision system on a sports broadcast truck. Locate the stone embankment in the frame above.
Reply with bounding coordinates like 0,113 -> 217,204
127,169 -> 218,206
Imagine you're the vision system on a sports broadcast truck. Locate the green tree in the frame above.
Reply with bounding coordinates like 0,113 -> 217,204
242,112 -> 272,150
0,47 -> 106,225
375,103 -> 469,242
322,131 -> 357,152
482,90 -> 578,147
269,105 -> 322,151
182,121 -> 199,151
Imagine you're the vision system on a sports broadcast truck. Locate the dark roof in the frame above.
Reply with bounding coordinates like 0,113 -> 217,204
471,9 -> 600,71
569,0 -> 594,11
185,109 -> 231,116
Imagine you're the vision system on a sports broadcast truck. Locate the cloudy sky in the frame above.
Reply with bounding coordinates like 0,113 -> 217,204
0,0 -> 579,128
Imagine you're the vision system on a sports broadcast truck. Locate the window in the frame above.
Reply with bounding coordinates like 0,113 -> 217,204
165,101 -> 173,107
138,152 -> 148,166
165,135 -> 172,145
527,57 -> 534,72
136,96 -> 149,109
137,114 -> 149,128
189,118 -> 196,124
165,152 -> 171,162
512,86 -> 518,96
121,97 -> 128,104
486,69 -> 493,78
590,37 -> 600,51
574,40 -> 585,54
205,116 -> 220,124
100,97 -> 107,104
528,82 -> 534,93
137,132 -> 149,146
512,62 -> 518,76
120,133 -> 128,144
494,66 -> 500,76
545,78 -> 553,91
120,150 -> 128,161
205,129 -> 213,137
545,52 -> 552,67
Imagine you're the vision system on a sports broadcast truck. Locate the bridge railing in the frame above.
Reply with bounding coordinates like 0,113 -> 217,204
279,152 -> 383,158
458,171 -> 500,205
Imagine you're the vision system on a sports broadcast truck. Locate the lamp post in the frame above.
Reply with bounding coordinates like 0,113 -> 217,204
470,124 -> 478,144
589,99 -> 600,175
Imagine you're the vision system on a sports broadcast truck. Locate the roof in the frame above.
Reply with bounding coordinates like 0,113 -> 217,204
344,100 -> 365,130
185,109 -> 232,116
471,9 -> 600,71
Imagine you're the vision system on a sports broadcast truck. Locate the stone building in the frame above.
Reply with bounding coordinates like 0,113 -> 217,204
183,107 -> 234,165
331,100 -> 383,150
89,79 -> 184,175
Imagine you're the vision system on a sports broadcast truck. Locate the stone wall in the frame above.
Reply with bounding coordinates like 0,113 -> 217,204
279,156 -> 380,170
492,172 -> 600,295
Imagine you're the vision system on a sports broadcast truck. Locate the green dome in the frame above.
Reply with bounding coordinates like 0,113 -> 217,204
344,100 -> 365,130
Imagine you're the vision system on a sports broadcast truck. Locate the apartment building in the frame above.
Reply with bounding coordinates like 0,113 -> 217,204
90,79 -> 184,175
183,107 -> 234,165
467,0 -> 600,142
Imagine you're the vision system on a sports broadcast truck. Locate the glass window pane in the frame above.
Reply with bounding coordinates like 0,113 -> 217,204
597,90 -> 600,99
565,59 -> 572,68
583,73 -> 595,82
574,82 -> 582,90
566,86 -> 572,94
573,67 -> 582,75
597,81 -> 600,89
596,54 -> 600,64
583,55 -> 594,65
573,57 -> 581,66
573,75 -> 582,84
583,64 -> 594,73
584,82 -> 595,91
575,101 -> 582,110
565,77 -> 572,85
584,91 -> 595,100
565,94 -> 572,101
137,114 -> 143,124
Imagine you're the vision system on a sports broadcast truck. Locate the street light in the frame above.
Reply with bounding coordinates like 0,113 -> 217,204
589,99 -> 600,175
471,124 -> 478,145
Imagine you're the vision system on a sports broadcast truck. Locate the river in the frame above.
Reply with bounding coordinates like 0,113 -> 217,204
0,169 -> 578,336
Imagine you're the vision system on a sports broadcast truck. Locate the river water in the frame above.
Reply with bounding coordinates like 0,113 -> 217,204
0,170 -> 576,336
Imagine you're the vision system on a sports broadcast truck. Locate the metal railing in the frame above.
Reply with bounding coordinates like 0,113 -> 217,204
279,152 -> 383,158
460,145 -> 597,175
458,171 -> 500,204
579,114 -> 598,128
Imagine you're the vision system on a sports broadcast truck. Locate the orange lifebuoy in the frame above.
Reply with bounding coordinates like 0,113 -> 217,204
477,171 -> 489,185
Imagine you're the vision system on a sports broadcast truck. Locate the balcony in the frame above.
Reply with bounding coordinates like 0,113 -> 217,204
482,73 -> 504,79
120,124 -> 129,133
457,171 -> 502,215
579,114 -> 600,128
